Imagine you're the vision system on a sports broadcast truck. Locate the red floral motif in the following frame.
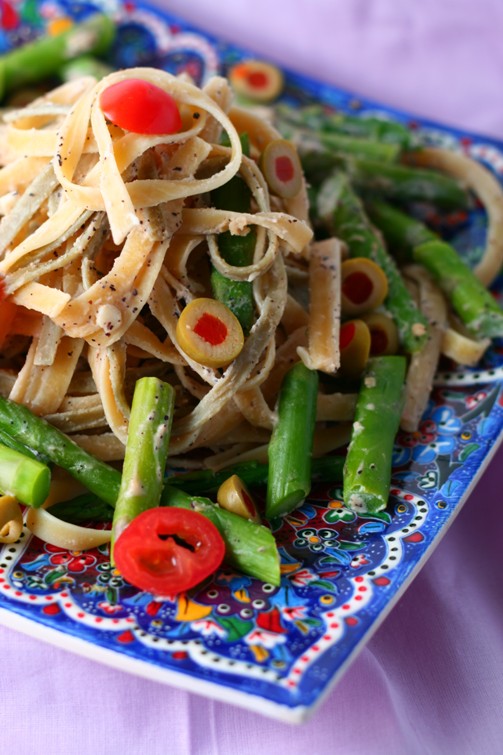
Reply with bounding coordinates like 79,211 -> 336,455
45,544 -> 97,573
256,607 -> 286,634
399,419 -> 436,448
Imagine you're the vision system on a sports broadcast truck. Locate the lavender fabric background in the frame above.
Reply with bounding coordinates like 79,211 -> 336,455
1,1 -> 503,753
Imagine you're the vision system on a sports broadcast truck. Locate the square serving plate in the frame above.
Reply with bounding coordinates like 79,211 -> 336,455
0,0 -> 502,724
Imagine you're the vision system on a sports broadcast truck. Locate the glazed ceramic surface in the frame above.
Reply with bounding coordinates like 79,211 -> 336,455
0,0 -> 502,723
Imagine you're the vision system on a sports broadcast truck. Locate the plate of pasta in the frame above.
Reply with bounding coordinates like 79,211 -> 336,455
0,0 -> 502,723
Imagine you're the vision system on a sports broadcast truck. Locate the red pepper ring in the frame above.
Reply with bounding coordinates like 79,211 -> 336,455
113,508 -> 226,595
99,78 -> 182,135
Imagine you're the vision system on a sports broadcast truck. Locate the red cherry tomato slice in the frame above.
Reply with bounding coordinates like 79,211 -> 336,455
113,507 -> 225,595
99,78 -> 182,135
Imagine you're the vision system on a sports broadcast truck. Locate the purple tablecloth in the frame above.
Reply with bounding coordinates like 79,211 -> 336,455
2,2 -> 502,753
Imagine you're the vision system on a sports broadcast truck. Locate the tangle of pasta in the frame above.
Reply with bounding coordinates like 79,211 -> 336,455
0,67 -> 345,476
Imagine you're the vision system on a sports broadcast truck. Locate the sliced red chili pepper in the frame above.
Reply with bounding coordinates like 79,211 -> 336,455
99,78 -> 182,135
113,507 -> 226,595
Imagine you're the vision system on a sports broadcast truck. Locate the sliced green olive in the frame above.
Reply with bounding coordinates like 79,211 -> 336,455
217,474 -> 261,522
176,298 -> 244,369
339,319 -> 371,379
362,312 -> 399,356
260,139 -> 303,199
341,257 -> 389,316
229,59 -> 284,103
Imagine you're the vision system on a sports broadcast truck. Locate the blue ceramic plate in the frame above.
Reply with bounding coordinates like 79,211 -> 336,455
0,0 -> 502,723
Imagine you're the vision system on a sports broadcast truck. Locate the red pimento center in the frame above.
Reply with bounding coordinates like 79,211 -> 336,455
370,328 -> 388,355
242,488 -> 256,515
275,155 -> 295,183
340,321 -> 356,350
246,70 -> 269,89
193,312 -> 228,346
342,271 -> 373,305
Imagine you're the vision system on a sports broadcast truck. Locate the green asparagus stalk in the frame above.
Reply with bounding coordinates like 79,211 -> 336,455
0,394 -> 121,505
343,356 -> 406,514
369,201 -> 503,338
161,485 -> 280,585
413,240 -> 503,338
266,362 -> 319,519
210,134 -> 255,333
0,427 -> 50,464
0,14 -> 115,100
317,172 -> 429,353
275,103 -> 415,148
300,152 -> 471,212
111,377 -> 175,552
279,122 -> 401,164
348,158 -> 471,211
366,198 -> 438,259
0,442 -> 51,507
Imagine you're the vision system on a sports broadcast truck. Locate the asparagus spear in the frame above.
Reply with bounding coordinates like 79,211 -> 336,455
366,198 -> 437,260
161,486 -> 280,585
210,134 -> 255,333
266,362 -> 319,519
0,394 -> 121,505
111,377 -> 175,551
348,158 -> 471,211
317,172 -> 429,353
275,103 -> 415,148
414,239 -> 503,338
0,442 -> 51,507
0,14 -> 115,100
343,355 -> 406,514
279,122 -> 401,164
0,427 -> 50,464
300,152 -> 470,212
369,201 -> 503,338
